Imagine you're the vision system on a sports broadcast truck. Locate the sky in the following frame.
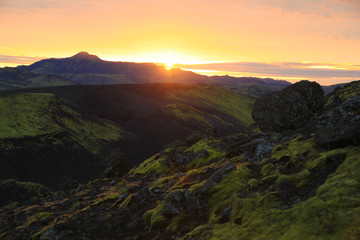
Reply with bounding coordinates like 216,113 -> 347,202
0,0 -> 359,85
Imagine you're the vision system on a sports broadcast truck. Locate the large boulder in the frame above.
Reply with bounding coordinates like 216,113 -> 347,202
252,80 -> 324,132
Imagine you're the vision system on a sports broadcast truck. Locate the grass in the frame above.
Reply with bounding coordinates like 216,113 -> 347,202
26,212 -> 52,227
129,154 -> 168,176
166,85 -> 255,127
0,93 -> 126,155
185,139 -> 226,169
181,137 -> 360,240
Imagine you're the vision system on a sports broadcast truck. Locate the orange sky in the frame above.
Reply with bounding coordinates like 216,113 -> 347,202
0,0 -> 359,84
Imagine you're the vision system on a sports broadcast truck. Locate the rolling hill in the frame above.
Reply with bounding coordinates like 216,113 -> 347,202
1,81 -> 359,240
0,83 -> 255,187
0,67 -> 74,90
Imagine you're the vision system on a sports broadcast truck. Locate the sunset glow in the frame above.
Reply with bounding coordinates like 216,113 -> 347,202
0,0 -> 359,84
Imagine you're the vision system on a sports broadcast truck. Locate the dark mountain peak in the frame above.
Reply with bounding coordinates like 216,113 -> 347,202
70,52 -> 101,61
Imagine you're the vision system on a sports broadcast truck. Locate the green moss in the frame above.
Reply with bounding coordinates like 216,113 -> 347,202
325,81 -> 360,106
169,166 -> 208,191
186,139 -> 225,169
119,194 -> 134,209
67,201 -> 81,213
189,180 -> 206,192
271,137 -> 317,161
248,179 -> 259,189
0,93 -> 127,155
149,204 -> 168,230
179,140 -> 360,240
261,163 -> 276,176
208,168 -> 250,224
172,85 -> 255,126
164,103 -> 212,127
143,208 -> 155,225
129,155 -> 168,175
149,176 -> 177,190
26,212 -> 52,227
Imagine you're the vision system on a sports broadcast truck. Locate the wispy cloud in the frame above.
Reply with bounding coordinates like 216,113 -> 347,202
253,0 -> 360,17
0,55 -> 44,64
0,0 -> 89,12
176,62 -> 360,82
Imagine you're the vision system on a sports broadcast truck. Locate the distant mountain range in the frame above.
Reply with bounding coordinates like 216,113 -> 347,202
0,52 -> 351,97
8,52 -> 289,96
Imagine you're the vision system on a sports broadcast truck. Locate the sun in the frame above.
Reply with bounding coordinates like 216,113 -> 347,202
139,50 -> 184,69
159,53 -> 177,70
163,58 -> 175,69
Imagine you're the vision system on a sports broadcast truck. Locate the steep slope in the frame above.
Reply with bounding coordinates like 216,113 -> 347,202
0,84 -> 254,188
0,92 -> 128,187
14,83 -> 255,164
0,67 -> 74,90
1,81 -> 359,240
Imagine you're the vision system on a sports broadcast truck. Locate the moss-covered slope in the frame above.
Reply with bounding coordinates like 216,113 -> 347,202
3,129 -> 359,240
0,92 -> 127,187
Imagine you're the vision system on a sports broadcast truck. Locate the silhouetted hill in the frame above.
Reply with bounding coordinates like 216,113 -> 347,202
0,67 -> 74,90
19,52 -> 291,92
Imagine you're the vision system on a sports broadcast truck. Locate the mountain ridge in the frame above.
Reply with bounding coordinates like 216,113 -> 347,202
19,52 -> 291,89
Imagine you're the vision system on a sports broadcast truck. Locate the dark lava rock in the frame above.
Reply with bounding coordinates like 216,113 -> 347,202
195,162 -> 236,196
185,128 -> 217,146
103,149 -> 130,178
285,80 -> 325,111
162,189 -> 204,218
314,96 -> 360,149
225,137 -> 273,162
252,80 -> 325,132
166,149 -> 209,167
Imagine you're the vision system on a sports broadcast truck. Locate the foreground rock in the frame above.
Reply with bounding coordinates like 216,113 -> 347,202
314,96 -> 360,148
252,80 -> 324,132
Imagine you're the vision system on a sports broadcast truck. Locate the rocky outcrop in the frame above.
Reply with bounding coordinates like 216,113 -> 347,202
162,189 -> 204,218
314,96 -> 360,148
252,80 -> 325,132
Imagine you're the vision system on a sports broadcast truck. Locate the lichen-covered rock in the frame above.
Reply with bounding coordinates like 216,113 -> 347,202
285,80 -> 325,111
162,189 -> 204,218
314,96 -> 360,149
252,80 -> 324,132
195,162 -> 236,196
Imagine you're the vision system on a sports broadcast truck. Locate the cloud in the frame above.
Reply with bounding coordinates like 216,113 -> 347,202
252,0 -> 360,17
0,55 -> 44,64
0,0 -> 88,11
176,62 -> 360,79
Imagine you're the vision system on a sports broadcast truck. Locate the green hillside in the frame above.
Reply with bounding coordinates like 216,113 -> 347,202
0,81 -> 359,240
0,92 -> 128,187
164,84 -> 254,127
0,84 -> 254,188
0,67 -> 74,90
0,93 -> 124,153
